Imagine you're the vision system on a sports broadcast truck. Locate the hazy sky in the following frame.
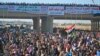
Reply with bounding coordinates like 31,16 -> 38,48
0,0 -> 96,23
0,0 -> 100,5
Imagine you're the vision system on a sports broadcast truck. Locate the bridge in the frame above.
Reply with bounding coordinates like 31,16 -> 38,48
0,3 -> 100,33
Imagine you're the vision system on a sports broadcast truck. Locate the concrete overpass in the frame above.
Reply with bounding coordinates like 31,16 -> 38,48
0,3 -> 100,33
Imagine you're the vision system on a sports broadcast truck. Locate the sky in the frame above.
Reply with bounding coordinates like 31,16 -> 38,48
0,0 -> 100,5
0,0 -> 98,24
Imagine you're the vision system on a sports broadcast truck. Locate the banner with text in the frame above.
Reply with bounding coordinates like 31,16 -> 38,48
48,6 -> 64,15
0,5 -> 8,10
65,7 -> 100,14
11,5 -> 41,14
65,7 -> 91,14
0,5 -> 100,14
92,7 -> 100,14
0,5 -> 48,14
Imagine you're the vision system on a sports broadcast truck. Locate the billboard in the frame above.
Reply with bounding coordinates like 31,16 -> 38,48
48,6 -> 64,15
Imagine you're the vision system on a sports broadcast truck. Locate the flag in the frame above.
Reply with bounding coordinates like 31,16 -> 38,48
65,24 -> 75,34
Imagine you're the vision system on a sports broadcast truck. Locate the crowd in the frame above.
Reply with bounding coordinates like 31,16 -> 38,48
0,2 -> 99,7
0,28 -> 100,56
